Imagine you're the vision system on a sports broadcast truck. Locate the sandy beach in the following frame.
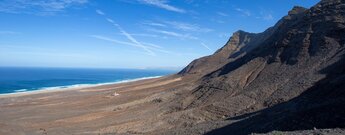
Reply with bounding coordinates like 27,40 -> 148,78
0,75 -> 192,135
0,76 -> 164,98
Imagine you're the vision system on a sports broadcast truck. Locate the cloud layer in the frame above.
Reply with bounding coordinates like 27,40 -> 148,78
137,0 -> 185,13
0,0 -> 88,15
93,9 -> 191,56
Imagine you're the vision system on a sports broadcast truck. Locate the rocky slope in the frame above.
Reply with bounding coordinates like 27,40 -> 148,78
0,1 -> 343,135
170,0 -> 345,134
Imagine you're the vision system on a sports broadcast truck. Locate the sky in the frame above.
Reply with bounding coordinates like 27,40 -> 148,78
0,0 -> 320,69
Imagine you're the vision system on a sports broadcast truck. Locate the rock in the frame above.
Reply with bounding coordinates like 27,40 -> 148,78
112,92 -> 119,96
172,0 -> 345,134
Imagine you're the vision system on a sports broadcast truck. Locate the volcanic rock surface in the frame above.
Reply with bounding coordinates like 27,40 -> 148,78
174,0 -> 345,134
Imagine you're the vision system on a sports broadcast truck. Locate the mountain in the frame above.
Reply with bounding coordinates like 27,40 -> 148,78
0,0 -> 343,134
167,0 -> 345,134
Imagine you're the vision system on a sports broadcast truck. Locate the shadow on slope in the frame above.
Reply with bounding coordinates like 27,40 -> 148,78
206,53 -> 345,135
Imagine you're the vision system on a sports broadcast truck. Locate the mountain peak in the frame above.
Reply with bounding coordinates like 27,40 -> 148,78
175,1 -> 345,133
288,6 -> 307,15
281,6 -> 307,21
233,30 -> 248,35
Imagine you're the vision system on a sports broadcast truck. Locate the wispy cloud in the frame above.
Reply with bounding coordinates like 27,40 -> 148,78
213,19 -> 226,24
94,9 -> 199,56
0,31 -> 21,35
235,8 -> 251,17
148,28 -> 198,40
117,33 -> 159,38
94,9 -> 168,56
106,18 -> 115,23
91,35 -> 179,55
114,23 -> 156,56
137,0 -> 185,13
256,10 -> 274,21
218,33 -> 229,38
200,42 -> 212,51
0,0 -> 88,15
217,12 -> 228,17
163,21 -> 213,32
142,22 -> 167,27
91,35 -> 161,49
142,20 -> 214,51
96,9 -> 105,15
262,14 -> 273,20
141,20 -> 213,40
142,42 -> 163,49
91,35 -> 138,47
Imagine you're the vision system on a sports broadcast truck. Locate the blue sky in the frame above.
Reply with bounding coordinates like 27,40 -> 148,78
0,0 -> 320,69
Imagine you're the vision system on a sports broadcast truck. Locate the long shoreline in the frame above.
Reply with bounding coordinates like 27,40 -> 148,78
0,75 -> 163,98
0,73 -> 183,134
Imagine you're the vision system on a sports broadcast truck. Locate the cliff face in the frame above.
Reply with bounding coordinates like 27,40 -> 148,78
173,0 -> 345,134
178,29 -> 270,76
178,30 -> 253,76
178,6 -> 309,77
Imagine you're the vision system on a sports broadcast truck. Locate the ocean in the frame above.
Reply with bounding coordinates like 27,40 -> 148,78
0,67 -> 177,94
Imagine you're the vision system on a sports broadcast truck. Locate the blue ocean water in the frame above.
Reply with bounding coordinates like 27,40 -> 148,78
0,67 -> 177,94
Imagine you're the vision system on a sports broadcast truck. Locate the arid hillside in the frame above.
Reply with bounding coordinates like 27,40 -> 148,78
0,0 -> 344,134
172,0 -> 345,134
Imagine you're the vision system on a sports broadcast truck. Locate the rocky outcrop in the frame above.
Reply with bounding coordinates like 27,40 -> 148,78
173,0 -> 345,134
178,30 -> 257,76
178,29 -> 271,77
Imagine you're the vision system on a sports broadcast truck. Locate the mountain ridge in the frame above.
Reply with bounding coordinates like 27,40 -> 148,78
170,0 -> 345,134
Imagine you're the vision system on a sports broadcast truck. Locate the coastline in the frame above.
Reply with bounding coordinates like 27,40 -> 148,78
0,74 -> 184,135
0,75 -> 163,98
